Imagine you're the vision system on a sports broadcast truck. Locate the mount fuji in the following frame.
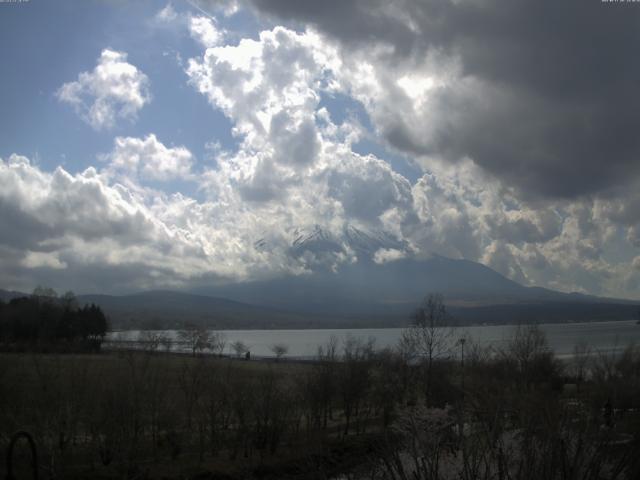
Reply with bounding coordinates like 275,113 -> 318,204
192,225 -> 639,327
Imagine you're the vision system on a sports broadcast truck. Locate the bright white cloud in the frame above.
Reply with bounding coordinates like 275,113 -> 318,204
0,154 -> 226,292
190,16 -> 222,47
22,251 -> 67,270
373,248 -> 406,264
103,134 -> 194,182
186,26 -> 339,205
56,49 -> 151,130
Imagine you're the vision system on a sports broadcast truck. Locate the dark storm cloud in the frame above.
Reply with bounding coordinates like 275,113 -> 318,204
244,0 -> 640,199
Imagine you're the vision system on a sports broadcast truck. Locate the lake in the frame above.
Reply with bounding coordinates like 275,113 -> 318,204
108,319 -> 640,359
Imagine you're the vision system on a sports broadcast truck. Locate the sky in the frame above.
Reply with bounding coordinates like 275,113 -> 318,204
1,0 -> 639,299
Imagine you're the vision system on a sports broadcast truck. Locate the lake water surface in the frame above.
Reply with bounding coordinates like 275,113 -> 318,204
109,320 -> 640,359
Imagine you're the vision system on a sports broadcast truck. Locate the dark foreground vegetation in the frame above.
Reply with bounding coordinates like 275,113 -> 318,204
1,294 -> 640,479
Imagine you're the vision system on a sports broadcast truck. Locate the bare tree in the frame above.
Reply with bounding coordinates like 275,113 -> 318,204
270,343 -> 289,361
138,330 -> 162,353
177,357 -> 207,432
178,325 -> 211,356
311,336 -> 340,429
339,336 -> 375,435
571,340 -> 592,392
61,290 -> 78,310
32,285 -> 58,304
230,340 -> 248,358
502,324 -> 557,389
159,333 -> 173,353
402,293 -> 455,403
209,331 -> 227,356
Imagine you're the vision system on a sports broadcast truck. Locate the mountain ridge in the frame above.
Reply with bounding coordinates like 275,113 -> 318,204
2,254 -> 638,329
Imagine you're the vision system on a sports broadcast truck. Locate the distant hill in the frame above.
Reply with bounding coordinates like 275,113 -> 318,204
76,291 -> 326,330
0,288 -> 341,330
2,252 -> 638,329
0,289 -> 27,303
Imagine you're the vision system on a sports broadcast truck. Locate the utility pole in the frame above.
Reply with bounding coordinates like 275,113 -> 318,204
458,337 -> 467,442
459,337 -> 466,396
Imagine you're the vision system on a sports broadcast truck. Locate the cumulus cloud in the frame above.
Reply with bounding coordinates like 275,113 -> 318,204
0,153 -> 244,292
327,153 -> 412,222
186,26 -> 336,150
186,26 -> 339,202
56,49 -> 151,130
0,155 -> 157,249
190,16 -> 223,47
103,134 -> 194,182
184,24 -> 415,247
